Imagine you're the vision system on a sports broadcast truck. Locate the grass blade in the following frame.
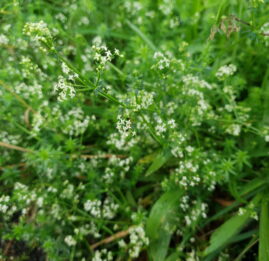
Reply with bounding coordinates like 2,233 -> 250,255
147,190 -> 182,261
259,198 -> 269,261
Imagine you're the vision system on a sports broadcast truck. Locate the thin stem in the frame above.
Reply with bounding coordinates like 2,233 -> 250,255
90,226 -> 135,250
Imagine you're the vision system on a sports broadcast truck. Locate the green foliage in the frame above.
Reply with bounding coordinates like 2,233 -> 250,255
0,0 -> 269,260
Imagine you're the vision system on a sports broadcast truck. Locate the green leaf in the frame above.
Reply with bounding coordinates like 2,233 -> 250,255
147,191 -> 182,261
259,198 -> 269,261
204,213 -> 250,256
205,195 -> 261,256
165,252 -> 180,261
145,149 -> 171,176
126,20 -> 157,51
240,178 -> 267,196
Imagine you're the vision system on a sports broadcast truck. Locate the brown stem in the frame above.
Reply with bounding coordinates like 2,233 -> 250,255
80,154 -> 126,159
0,141 -> 33,153
215,198 -> 234,207
0,141 -> 126,160
90,226 -> 135,250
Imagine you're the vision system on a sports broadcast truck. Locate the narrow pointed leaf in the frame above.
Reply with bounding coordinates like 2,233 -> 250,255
145,150 -> 171,176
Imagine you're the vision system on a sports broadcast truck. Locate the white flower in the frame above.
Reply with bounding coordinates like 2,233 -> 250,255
116,116 -> 132,137
216,64 -> 237,80
92,249 -> 113,261
84,199 -> 102,218
128,225 -> 149,258
168,119 -> 176,129
226,124 -> 241,136
0,34 -> 9,45
80,16 -> 89,25
61,62 -> 70,74
23,21 -> 53,51
54,75 -> 76,101
64,235 -> 76,246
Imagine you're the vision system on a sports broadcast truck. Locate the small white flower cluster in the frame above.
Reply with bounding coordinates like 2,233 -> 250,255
153,52 -> 170,70
153,116 -> 177,137
0,34 -> 9,45
102,167 -> 115,184
64,235 -> 76,246
0,195 -> 10,213
84,198 -> 119,219
79,16 -> 90,25
216,64 -> 237,80
226,124 -> 241,136
31,113 -> 44,134
169,17 -> 180,28
116,115 -> 133,138
159,0 -> 173,15
107,132 -> 139,151
128,90 -> 155,111
184,202 -> 208,226
60,182 -> 75,200
165,151 -> 218,191
54,75 -> 76,102
181,74 -> 215,125
0,195 -> 17,220
103,198 -> 119,219
238,203 -> 258,220
118,225 -> 149,258
167,101 -> 177,115
182,74 -> 213,90
92,249 -> 113,261
180,195 -> 190,212
124,1 -> 143,16
32,104 -> 92,137
55,13 -> 67,23
170,132 -> 188,158
203,170 -> 217,191
128,226 -> 149,258
74,223 -> 99,239
61,107 -> 90,136
106,156 -> 133,179
16,81 -> 43,99
1,182 -> 43,219
155,116 -> 167,136
92,45 -> 122,71
0,131 -> 21,145
20,56 -> 47,80
177,160 -> 199,182
23,21 -> 53,51
61,62 -> 78,81
51,203 -> 61,220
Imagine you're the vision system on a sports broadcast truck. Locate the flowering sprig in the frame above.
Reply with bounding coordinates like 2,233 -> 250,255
23,21 -> 54,52
216,64 -> 237,80
92,45 -> 123,72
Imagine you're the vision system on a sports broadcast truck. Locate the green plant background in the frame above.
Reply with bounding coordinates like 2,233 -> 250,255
0,0 -> 269,260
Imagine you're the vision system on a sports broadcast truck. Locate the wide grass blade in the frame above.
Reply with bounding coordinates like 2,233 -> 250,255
147,191 -> 182,261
